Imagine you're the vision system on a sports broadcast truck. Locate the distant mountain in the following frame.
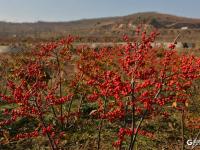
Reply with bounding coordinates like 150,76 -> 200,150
1,12 -> 200,43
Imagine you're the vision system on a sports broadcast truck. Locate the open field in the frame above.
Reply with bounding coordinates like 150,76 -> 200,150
1,26 -> 200,150
2,12 -> 200,44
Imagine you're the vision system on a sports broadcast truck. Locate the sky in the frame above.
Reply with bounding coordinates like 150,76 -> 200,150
0,0 -> 200,22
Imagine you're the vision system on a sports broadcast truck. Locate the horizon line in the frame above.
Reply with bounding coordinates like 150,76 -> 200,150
1,11 -> 200,23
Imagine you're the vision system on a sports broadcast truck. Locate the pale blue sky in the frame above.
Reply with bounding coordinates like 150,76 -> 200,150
0,0 -> 200,22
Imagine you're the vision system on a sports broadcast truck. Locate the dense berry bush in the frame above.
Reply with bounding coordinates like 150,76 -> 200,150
1,28 -> 200,149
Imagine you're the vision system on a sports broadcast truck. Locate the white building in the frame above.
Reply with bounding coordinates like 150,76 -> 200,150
181,26 -> 188,30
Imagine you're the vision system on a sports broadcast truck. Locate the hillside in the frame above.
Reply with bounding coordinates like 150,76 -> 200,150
1,12 -> 200,43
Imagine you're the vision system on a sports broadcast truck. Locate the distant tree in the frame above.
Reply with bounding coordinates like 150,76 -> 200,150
150,17 -> 162,28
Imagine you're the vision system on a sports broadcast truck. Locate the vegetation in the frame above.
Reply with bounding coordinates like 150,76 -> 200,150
0,26 -> 200,150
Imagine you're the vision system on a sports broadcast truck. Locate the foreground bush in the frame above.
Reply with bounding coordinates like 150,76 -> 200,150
1,28 -> 200,149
